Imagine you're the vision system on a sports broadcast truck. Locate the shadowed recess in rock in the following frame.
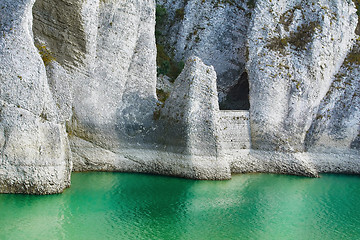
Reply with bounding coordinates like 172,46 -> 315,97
219,71 -> 250,110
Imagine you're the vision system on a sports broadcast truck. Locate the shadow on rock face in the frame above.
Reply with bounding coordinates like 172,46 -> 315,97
115,92 -> 159,149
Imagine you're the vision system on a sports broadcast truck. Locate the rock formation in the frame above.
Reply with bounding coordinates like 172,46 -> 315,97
247,0 -> 358,153
0,0 -> 359,194
306,39 -> 360,152
244,0 -> 359,175
158,56 -> 230,179
155,0 -> 252,106
0,0 -> 71,194
31,0 -> 159,170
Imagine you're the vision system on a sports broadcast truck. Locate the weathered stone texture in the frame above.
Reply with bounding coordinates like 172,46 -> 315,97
158,56 -> 231,179
306,39 -> 360,152
0,0 -> 360,194
217,111 -> 251,152
0,0 -> 71,194
156,0 -> 251,103
247,0 -> 358,152
33,0 -> 158,158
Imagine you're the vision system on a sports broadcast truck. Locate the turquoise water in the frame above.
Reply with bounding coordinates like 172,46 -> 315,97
0,173 -> 359,240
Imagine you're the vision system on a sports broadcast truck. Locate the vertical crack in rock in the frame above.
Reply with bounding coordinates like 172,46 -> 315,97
305,39 -> 360,152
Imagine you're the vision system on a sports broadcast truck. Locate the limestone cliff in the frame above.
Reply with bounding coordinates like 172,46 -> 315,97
32,0 -> 159,171
0,0 -> 71,194
0,0 -> 359,194
245,0 -> 359,174
158,56 -> 230,179
247,0 -> 358,152
155,0 -> 252,106
306,39 -> 360,152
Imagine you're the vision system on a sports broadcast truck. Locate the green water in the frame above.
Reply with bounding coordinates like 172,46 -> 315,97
0,173 -> 359,240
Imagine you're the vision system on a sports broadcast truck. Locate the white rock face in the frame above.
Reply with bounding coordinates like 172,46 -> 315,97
217,111 -> 251,152
247,0 -> 358,152
1,0 -> 359,194
33,0 -> 158,161
156,75 -> 173,94
159,56 -> 231,179
156,0 -> 251,103
31,0 -> 232,180
69,56 -> 231,180
0,0 -> 71,194
306,39 -> 360,152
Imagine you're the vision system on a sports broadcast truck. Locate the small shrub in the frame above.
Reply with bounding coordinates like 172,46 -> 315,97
266,36 -> 289,53
354,0 -> 360,17
156,44 -> 170,74
156,5 -> 167,25
158,60 -> 170,76
156,44 -> 184,81
287,21 -> 320,50
343,39 -> 360,66
175,8 -> 185,20
156,89 -> 170,103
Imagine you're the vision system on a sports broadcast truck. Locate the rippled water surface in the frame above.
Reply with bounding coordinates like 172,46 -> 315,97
1,173 -> 360,239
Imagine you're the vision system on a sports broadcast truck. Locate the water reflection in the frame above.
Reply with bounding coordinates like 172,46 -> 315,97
0,173 -> 359,239
0,193 -> 67,239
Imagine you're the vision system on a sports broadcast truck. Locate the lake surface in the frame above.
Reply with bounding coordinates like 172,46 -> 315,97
0,173 -> 359,239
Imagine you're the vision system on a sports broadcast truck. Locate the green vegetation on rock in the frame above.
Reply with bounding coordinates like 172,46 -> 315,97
342,39 -> 360,67
156,89 -> 170,103
175,8 -> 185,20
266,21 -> 320,53
246,0 -> 256,9
354,0 -> 360,17
35,44 -> 55,66
155,5 -> 185,82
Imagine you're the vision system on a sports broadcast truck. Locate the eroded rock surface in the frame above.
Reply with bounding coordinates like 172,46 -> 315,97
0,0 -> 71,194
247,0 -> 358,152
156,0 -> 252,104
0,0 -> 359,194
158,56 -> 230,179
306,39 -> 360,153
33,0 -> 158,164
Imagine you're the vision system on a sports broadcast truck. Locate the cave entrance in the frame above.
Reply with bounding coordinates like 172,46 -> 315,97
219,71 -> 250,110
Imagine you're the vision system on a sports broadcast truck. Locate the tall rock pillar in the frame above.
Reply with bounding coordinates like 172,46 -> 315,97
0,0 -> 72,194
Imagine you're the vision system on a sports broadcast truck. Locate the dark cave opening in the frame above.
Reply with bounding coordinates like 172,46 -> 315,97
220,71 -> 250,110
